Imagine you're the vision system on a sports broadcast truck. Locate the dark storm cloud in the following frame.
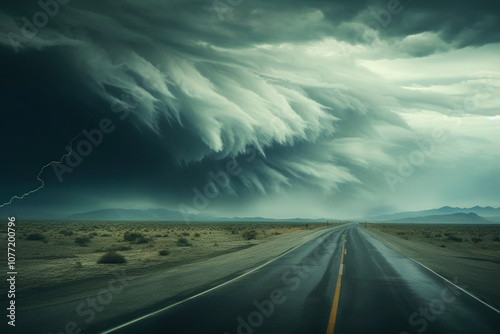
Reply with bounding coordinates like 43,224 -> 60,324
386,1 -> 500,46
0,0 -> 499,218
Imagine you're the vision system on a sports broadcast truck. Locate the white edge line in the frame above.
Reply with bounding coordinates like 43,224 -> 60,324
408,256 -> 500,314
100,226 -> 343,333
363,228 -> 500,314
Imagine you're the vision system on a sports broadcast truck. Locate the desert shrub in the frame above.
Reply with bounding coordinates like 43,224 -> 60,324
447,235 -> 463,242
181,232 -> 190,236
435,234 -> 442,237
135,236 -> 150,244
444,232 -> 452,237
75,261 -> 83,268
177,237 -> 192,247
471,237 -> 482,244
439,244 -> 446,248
75,237 -> 91,246
158,249 -> 170,256
124,231 -> 149,243
124,231 -> 142,241
106,245 -> 132,252
59,230 -> 74,236
242,230 -> 258,240
493,236 -> 500,242
194,233 -> 201,237
97,251 -> 126,264
26,233 -> 44,241
101,233 -> 111,237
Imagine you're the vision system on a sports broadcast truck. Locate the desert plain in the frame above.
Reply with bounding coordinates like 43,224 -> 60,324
0,221 -> 329,292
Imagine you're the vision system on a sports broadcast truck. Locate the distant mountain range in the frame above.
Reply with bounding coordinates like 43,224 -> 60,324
365,206 -> 500,224
385,212 -> 493,224
62,205 -> 500,224
68,208 -> 188,221
67,208 -> 326,223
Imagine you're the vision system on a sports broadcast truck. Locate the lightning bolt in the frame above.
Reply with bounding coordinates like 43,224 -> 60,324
0,135 -> 80,208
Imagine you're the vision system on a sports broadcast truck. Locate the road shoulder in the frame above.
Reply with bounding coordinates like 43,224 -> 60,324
364,226 -> 500,310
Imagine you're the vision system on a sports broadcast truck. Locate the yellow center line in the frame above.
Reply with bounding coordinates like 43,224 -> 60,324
326,231 -> 347,334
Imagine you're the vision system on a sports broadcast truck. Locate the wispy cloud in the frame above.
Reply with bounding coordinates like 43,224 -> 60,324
1,0 -> 499,218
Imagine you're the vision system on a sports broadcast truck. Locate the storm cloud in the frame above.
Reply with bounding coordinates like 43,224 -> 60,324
1,0 -> 499,219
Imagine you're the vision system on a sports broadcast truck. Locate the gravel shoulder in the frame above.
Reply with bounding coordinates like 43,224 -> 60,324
365,226 -> 500,310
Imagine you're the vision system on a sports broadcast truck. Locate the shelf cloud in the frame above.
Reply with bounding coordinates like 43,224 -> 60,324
1,0 -> 499,219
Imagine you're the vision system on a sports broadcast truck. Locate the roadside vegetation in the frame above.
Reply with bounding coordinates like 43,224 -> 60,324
98,251 -> 126,264
0,221 -> 330,291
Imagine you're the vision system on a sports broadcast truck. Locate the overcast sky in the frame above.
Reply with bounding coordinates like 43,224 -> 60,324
0,0 -> 499,219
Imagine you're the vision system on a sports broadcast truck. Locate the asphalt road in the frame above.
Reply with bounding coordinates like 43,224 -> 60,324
101,224 -> 500,334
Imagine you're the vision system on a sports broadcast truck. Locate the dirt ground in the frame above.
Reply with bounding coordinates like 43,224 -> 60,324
365,223 -> 500,309
0,221 -> 329,292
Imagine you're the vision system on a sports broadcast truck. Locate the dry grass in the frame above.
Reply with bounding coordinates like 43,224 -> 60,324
0,221 -> 327,291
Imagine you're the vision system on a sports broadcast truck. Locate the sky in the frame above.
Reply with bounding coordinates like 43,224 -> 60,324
0,0 -> 499,220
